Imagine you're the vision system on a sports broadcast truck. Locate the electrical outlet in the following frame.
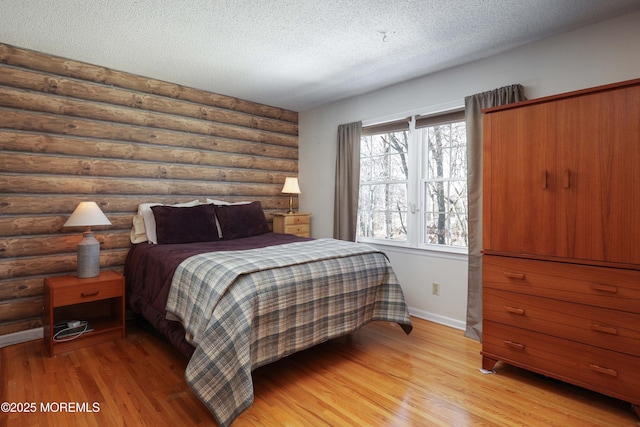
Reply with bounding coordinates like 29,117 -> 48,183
432,282 -> 440,296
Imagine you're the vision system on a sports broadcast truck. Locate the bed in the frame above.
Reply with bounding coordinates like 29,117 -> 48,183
124,200 -> 413,426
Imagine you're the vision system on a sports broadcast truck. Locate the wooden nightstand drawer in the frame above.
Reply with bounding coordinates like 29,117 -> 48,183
50,278 -> 123,307
283,224 -> 309,235
283,215 -> 309,226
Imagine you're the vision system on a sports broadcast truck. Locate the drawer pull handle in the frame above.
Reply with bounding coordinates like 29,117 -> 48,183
81,290 -> 99,298
542,170 -> 548,189
504,340 -> 525,351
590,284 -> 618,293
589,364 -> 618,377
590,324 -> 618,335
503,272 -> 525,280
505,306 -> 525,315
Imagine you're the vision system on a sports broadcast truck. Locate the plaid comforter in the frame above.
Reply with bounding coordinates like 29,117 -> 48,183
166,238 -> 412,426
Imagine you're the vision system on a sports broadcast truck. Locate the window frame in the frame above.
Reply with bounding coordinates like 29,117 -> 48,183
356,107 -> 468,255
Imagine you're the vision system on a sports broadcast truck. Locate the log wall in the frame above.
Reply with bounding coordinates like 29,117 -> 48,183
0,43 -> 299,338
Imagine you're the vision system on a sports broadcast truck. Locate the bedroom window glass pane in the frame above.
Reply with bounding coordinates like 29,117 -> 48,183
420,120 -> 468,247
358,131 -> 408,242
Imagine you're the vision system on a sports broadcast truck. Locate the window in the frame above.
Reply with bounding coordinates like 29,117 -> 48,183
358,125 -> 409,241
419,115 -> 468,247
357,110 -> 467,251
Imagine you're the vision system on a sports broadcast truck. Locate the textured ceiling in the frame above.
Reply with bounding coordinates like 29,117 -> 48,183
1,0 -> 640,112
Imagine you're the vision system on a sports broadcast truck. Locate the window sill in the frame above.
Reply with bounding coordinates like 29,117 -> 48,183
356,238 -> 468,261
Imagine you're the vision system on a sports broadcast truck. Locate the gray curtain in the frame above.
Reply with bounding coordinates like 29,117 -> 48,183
464,84 -> 526,341
333,121 -> 362,241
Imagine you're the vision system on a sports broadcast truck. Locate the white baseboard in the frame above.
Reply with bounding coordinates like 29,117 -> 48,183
0,311 -> 462,349
0,327 -> 44,349
408,307 -> 466,331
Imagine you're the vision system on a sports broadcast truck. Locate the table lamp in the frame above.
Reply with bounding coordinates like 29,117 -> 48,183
63,201 -> 112,278
281,177 -> 301,213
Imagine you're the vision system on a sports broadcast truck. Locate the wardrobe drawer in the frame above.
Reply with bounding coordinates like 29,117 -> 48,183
483,255 -> 640,313
484,289 -> 640,357
482,321 -> 640,404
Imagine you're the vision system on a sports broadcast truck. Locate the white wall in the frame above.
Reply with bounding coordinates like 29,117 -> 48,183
297,11 -> 640,329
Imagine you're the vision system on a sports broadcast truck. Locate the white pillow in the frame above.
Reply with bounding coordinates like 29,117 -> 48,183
130,214 -> 148,244
205,199 -> 250,206
131,200 -> 201,244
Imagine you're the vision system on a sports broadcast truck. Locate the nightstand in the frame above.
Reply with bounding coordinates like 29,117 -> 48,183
272,212 -> 311,237
43,270 -> 125,356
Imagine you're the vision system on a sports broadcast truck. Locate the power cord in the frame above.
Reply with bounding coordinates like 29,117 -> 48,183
53,320 -> 91,342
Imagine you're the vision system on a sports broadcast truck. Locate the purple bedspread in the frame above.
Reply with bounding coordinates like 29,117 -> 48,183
124,233 -> 310,356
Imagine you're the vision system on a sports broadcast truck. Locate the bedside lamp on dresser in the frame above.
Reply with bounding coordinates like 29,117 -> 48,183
281,177 -> 301,214
276,177 -> 310,237
63,201 -> 111,278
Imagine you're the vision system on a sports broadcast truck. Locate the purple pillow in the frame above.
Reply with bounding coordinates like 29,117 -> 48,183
214,201 -> 269,240
151,204 -> 219,244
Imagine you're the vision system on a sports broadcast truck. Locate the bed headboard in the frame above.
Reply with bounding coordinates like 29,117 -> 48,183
0,43 -> 298,337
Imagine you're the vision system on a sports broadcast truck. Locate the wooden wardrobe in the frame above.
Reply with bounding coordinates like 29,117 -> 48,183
481,78 -> 640,416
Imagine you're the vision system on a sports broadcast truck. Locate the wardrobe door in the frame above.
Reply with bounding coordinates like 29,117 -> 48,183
483,103 -> 557,256
556,85 -> 640,265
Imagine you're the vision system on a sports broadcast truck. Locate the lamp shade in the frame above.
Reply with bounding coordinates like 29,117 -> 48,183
64,202 -> 112,228
281,177 -> 301,194
64,202 -> 111,278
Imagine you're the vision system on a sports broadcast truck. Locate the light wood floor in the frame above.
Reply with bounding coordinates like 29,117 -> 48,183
1,317 -> 638,426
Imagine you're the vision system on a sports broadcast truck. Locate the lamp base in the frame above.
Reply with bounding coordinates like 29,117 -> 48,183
77,231 -> 100,278
287,195 -> 296,214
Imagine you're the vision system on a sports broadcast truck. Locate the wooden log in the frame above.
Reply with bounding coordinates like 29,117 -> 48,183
0,214 -> 133,237
0,296 -> 43,322
0,235 -> 80,259
0,195 -> 290,215
0,87 -> 298,147
0,196 -> 162,215
0,43 -> 298,123
0,110 -> 298,158
0,317 -> 42,335
0,64 -> 299,135
2,152 -> 293,184
0,231 -> 131,258
0,131 -> 298,172
0,277 -> 44,300
0,174 -> 283,197
0,215 -> 68,237
0,213 -> 282,242
0,249 -> 129,280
